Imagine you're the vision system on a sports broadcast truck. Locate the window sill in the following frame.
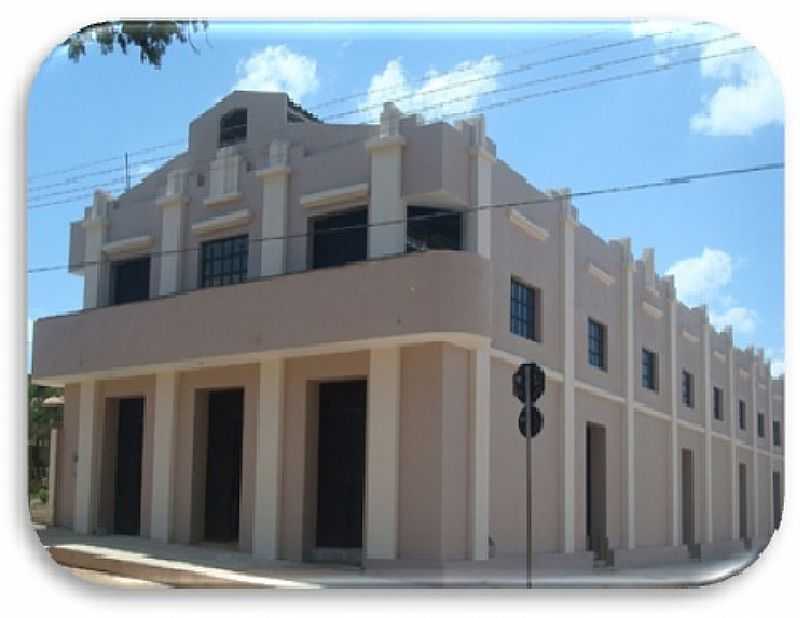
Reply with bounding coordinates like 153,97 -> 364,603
204,192 -> 242,208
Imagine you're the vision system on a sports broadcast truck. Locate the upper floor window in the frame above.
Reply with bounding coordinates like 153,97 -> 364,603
681,370 -> 695,408
642,348 -> 658,391
757,413 -> 765,438
738,400 -> 746,431
587,318 -> 607,371
773,420 -> 782,447
713,386 -> 724,420
219,108 -> 247,147
510,278 -> 539,342
406,206 -> 462,253
310,207 -> 368,269
110,256 -> 150,305
200,235 -> 248,288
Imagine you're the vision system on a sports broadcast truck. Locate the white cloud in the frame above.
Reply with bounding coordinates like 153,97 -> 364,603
630,21 -> 783,136
765,348 -> 785,377
709,306 -> 758,335
233,45 -> 319,102
666,248 -> 733,306
359,55 -> 502,122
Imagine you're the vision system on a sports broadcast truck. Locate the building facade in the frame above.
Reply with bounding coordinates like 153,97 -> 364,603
32,91 -> 784,568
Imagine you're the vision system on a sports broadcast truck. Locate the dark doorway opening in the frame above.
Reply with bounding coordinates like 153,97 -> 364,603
681,449 -> 695,546
110,257 -> 150,305
114,398 -> 144,535
204,388 -> 244,543
586,422 -> 607,561
310,208 -> 368,269
772,471 -> 782,530
316,380 -> 367,550
739,463 -> 748,540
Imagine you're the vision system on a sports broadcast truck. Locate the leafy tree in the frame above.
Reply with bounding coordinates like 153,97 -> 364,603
63,21 -> 209,68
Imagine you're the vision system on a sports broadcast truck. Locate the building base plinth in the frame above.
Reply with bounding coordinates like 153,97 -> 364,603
609,545 -> 690,568
690,540 -> 747,561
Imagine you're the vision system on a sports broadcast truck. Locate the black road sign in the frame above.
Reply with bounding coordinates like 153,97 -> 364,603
518,406 -> 544,438
513,362 -> 546,403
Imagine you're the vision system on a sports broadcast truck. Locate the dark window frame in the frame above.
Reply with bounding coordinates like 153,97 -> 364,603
681,370 -> 695,408
713,386 -> 724,421
587,318 -> 607,371
109,256 -> 151,306
757,413 -> 765,438
642,348 -> 658,391
738,400 -> 747,431
406,206 -> 463,253
510,278 -> 540,342
773,420 -> 782,447
219,108 -> 248,147
308,206 -> 368,270
199,235 -> 249,289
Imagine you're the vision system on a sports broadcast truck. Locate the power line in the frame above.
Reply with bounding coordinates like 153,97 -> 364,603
26,161 -> 783,274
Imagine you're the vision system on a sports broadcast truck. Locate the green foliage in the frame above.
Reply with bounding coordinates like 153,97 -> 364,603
63,21 -> 208,68
28,378 -> 62,442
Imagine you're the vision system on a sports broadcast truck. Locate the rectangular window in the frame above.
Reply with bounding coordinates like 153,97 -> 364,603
757,413 -> 765,438
200,235 -> 248,288
510,279 -> 539,341
310,208 -> 368,269
587,318 -> 607,371
642,348 -> 658,391
713,387 -> 724,420
681,370 -> 695,408
110,256 -> 150,305
738,400 -> 746,431
406,206 -> 462,252
773,420 -> 782,447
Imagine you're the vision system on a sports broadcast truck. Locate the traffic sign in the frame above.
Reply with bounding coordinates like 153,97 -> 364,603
513,362 -> 546,403
518,406 -> 544,438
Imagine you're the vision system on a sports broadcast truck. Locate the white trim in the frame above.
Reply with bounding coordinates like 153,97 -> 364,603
642,301 -> 664,320
468,346 -> 491,560
75,380 -> 97,534
254,165 -> 290,181
489,348 -> 565,382
203,192 -> 242,208
300,183 -> 369,209
682,330 -> 700,344
508,209 -> 550,241
191,209 -> 252,236
365,135 -> 406,153
150,371 -> 178,543
102,235 -> 153,255
587,262 -> 615,286
713,350 -> 727,363
576,379 -> 625,404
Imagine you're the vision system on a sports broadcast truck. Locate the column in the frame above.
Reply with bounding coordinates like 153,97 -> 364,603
365,347 -> 401,560
666,279 -> 680,546
751,357 -> 759,539
257,140 -> 290,277
150,371 -> 178,542
157,170 -> 189,296
621,241 -> 636,550
47,427 -> 59,525
561,201 -> 578,553
366,103 -> 406,259
469,344 -> 491,560
253,358 -> 285,559
702,316 -> 714,544
767,374 -> 774,534
75,379 -> 98,534
81,191 -> 110,309
726,327 -> 738,541
464,117 -> 494,260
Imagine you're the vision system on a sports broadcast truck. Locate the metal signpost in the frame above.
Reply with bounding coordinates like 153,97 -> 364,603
513,362 -> 545,589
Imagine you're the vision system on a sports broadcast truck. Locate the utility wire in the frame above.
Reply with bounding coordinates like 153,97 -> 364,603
26,161 -> 783,274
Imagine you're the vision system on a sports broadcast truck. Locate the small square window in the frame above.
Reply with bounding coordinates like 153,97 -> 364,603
200,235 -> 248,288
587,318 -> 607,371
642,349 -> 658,391
510,279 -> 540,342
681,370 -> 694,408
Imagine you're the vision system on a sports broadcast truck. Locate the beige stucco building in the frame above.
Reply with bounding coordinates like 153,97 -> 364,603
32,91 -> 784,569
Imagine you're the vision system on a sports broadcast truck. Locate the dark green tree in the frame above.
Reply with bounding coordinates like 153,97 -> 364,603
63,21 -> 209,68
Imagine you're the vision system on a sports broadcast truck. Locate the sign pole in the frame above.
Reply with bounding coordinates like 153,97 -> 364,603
524,364 -> 533,589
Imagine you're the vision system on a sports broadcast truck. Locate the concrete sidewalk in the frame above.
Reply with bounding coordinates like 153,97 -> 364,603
35,526 -> 760,589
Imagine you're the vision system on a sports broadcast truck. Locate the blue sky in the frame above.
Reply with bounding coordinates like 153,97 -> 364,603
26,21 -> 785,372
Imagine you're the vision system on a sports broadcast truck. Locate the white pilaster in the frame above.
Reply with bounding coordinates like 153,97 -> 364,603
253,358 -> 285,559
666,281 -> 680,546
157,170 -> 189,296
81,191 -> 110,309
469,345 -> 491,560
702,318 -> 714,544
75,379 -> 98,534
367,103 -> 406,259
47,427 -> 59,525
727,328 -> 738,541
257,140 -> 291,277
751,358 -> 759,539
464,117 -> 494,260
150,371 -> 178,542
561,202 -> 578,553
621,241 -> 636,550
365,347 -> 401,560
